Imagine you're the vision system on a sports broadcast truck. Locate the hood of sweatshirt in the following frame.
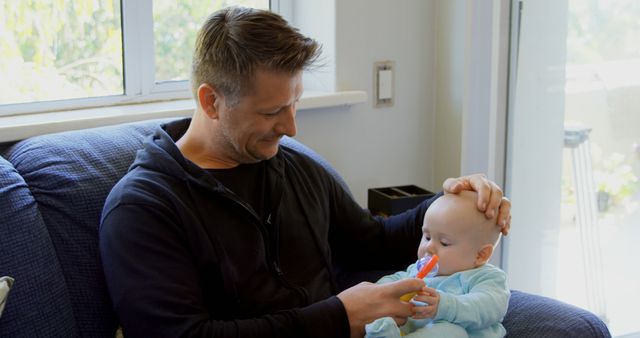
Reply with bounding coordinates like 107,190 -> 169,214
129,118 -> 287,197
129,118 -> 221,192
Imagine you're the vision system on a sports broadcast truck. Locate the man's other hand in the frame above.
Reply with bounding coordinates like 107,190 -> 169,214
443,173 -> 511,235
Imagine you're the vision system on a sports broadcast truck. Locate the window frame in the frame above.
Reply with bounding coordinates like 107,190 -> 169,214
0,0 -> 282,117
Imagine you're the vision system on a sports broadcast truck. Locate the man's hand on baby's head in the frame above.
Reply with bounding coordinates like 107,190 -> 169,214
442,173 -> 511,236
411,286 -> 440,319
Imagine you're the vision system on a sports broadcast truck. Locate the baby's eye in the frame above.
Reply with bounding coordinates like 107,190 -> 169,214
440,241 -> 450,247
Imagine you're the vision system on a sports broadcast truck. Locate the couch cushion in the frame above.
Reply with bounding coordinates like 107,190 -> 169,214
0,156 -> 77,336
504,290 -> 611,337
4,119 -> 174,337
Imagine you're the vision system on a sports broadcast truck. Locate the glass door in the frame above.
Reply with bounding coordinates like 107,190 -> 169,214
505,1 -> 640,336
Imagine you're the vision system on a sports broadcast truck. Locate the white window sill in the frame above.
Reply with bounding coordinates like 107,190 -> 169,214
0,90 -> 367,143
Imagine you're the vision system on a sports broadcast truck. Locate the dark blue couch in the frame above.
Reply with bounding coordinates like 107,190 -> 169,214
0,119 -> 610,337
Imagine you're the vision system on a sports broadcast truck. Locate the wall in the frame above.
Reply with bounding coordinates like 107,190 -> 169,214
291,0 -> 437,206
433,0 -> 510,188
433,0 -> 465,189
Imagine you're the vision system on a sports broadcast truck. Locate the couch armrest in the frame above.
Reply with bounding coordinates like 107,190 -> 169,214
504,290 -> 610,338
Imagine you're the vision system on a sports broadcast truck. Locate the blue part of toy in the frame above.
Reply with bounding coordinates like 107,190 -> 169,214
415,255 -> 439,278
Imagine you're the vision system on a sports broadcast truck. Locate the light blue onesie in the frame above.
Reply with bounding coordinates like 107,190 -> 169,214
365,264 -> 510,338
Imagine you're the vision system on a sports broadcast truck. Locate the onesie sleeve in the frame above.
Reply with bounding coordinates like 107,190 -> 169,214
433,267 -> 510,330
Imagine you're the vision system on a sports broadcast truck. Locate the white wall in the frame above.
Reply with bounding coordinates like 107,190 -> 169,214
433,0 -> 510,188
434,0 -> 465,188
433,0 -> 511,268
291,0 -> 437,206
288,0 -> 509,213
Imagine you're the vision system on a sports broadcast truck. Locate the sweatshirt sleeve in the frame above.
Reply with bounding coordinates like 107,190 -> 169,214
282,147 -> 443,273
433,267 -> 510,330
100,202 -> 350,338
328,176 -> 444,272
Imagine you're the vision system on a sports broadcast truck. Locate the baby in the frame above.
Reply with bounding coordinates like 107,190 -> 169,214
365,191 -> 510,338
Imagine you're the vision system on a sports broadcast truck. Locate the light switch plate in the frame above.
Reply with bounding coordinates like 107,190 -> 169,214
374,60 -> 394,108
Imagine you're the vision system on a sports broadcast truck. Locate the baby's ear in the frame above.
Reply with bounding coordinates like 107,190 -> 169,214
475,244 -> 494,266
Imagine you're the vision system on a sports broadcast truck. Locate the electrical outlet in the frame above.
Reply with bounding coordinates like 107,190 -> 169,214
374,60 -> 394,108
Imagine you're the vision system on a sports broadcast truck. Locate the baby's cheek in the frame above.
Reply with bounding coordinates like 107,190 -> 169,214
436,263 -> 451,276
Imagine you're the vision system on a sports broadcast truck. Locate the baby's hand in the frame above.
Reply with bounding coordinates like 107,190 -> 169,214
411,286 -> 439,319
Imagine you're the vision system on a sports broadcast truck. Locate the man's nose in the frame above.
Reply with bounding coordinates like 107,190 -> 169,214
276,104 -> 297,137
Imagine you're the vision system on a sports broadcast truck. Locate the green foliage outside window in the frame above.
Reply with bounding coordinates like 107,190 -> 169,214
153,0 -> 268,82
0,0 -> 122,105
0,0 -> 269,106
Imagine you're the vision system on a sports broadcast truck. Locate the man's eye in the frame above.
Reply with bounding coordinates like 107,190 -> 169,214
264,107 -> 284,116
425,235 -> 431,241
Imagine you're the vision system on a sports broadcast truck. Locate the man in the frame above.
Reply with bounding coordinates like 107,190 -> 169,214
100,7 -> 511,338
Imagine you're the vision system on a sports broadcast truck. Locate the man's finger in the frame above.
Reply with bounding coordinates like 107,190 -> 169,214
484,181 -> 503,219
468,174 -> 492,212
496,197 -> 511,235
383,278 -> 426,298
442,177 -> 462,193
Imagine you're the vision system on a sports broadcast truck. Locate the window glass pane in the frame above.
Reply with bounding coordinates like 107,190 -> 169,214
0,0 -> 123,105
152,0 -> 269,83
560,1 -> 640,336
507,0 -> 640,336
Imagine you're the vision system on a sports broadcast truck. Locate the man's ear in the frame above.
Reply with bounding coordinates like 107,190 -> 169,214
475,244 -> 494,266
197,83 -> 222,119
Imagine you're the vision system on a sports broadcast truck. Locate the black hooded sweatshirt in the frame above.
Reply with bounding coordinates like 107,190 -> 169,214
99,119 -> 438,338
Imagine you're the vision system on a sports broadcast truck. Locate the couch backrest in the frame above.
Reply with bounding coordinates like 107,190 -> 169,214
0,156 -> 78,337
280,135 -> 351,195
0,118 -> 349,337
1,119 -> 172,337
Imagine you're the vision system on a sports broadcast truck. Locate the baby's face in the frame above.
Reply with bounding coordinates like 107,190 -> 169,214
417,208 -> 481,276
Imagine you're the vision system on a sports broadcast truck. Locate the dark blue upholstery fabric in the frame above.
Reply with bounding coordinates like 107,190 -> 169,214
0,156 -> 77,337
4,120 -> 170,338
281,135 -> 352,195
504,290 -> 611,337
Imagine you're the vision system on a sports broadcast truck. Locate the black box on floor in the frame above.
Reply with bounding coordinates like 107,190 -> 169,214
368,185 -> 435,216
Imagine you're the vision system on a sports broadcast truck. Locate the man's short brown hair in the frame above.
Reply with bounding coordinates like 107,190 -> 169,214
191,7 -> 321,106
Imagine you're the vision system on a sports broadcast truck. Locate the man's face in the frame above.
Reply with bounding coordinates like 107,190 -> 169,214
217,69 -> 303,164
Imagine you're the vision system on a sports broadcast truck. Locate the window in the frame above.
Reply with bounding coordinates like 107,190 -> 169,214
506,0 -> 640,336
0,1 -> 123,105
0,0 -> 270,116
153,0 -> 270,83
